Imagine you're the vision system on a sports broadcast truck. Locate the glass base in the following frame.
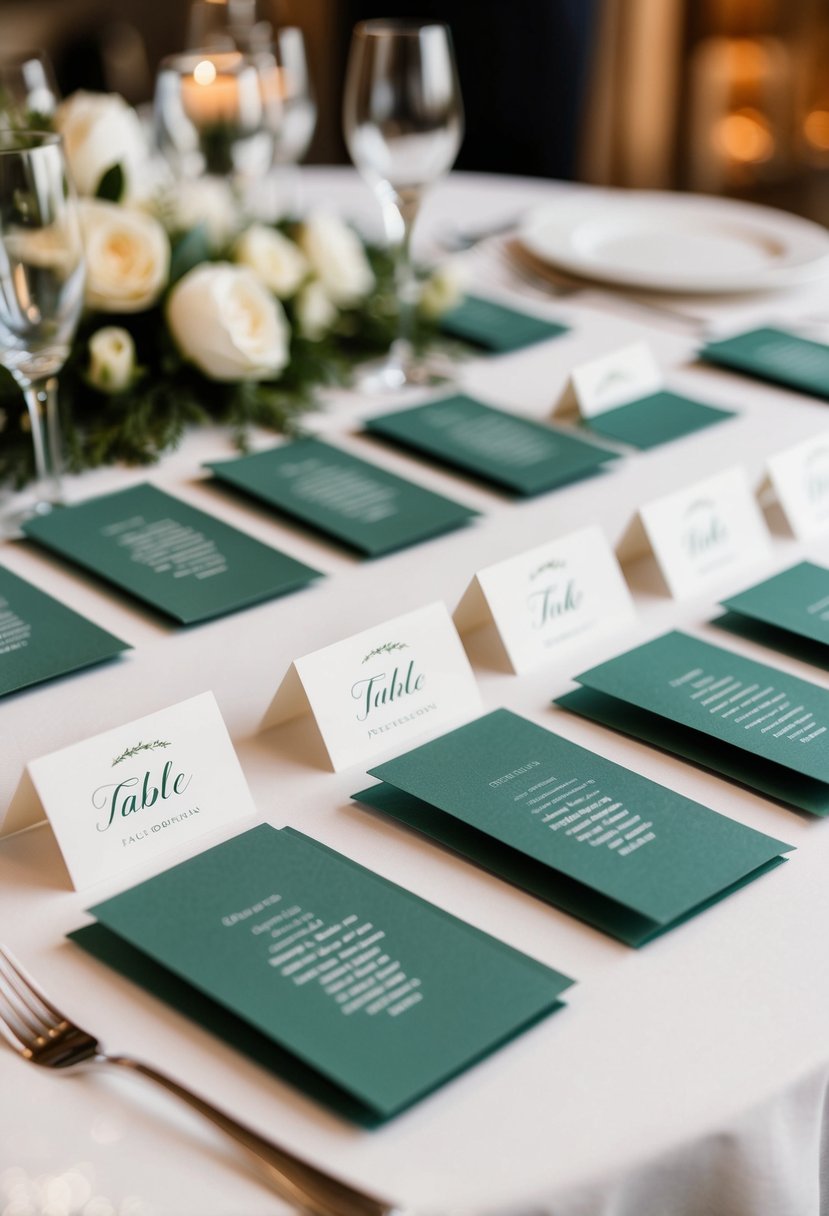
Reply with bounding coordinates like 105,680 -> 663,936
0,488 -> 62,539
353,350 -> 456,394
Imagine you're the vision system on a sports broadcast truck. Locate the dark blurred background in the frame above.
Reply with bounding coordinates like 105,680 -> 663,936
2,0 -> 828,219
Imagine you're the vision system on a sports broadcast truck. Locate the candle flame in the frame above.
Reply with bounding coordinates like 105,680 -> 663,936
193,60 -> 217,87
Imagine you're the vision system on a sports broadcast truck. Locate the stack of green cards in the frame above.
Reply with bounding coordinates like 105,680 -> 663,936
354,709 -> 791,946
558,631 -> 829,814
0,564 -> 128,698
716,562 -> 829,667
701,327 -> 829,400
439,295 -> 568,353
71,825 -> 573,1124
207,438 -> 477,557
583,390 -> 735,451
23,484 -> 321,625
365,395 -> 616,496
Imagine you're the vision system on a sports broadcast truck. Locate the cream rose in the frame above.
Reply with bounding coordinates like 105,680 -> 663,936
170,178 -> 239,246
234,225 -> 309,298
167,263 -> 290,381
298,211 -> 374,306
295,281 -> 337,340
419,261 -> 465,318
88,327 -> 136,393
55,91 -> 148,200
79,200 -> 169,313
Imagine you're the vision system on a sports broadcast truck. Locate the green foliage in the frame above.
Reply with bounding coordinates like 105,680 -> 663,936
95,163 -> 125,203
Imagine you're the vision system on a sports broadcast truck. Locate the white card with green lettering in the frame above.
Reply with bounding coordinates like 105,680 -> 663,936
762,431 -> 829,540
454,526 -> 635,673
24,692 -> 255,890
267,602 -> 481,771
616,466 -> 770,598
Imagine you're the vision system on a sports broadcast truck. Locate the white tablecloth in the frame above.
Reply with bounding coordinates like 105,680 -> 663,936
1,169 -> 829,1216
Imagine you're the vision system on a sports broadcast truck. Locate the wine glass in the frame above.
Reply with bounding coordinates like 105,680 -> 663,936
154,50 -> 272,184
0,52 -> 60,129
0,131 -> 85,530
343,19 -> 463,389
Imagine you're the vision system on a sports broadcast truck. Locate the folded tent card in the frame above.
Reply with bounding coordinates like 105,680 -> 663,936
0,563 -> 129,699
23,483 -> 322,625
71,823 -> 574,1124
6,691 -> 256,890
554,341 -> 735,449
353,709 -> 791,947
266,602 -> 481,771
615,466 -> 771,598
206,437 -> 478,557
759,431 -> 829,540
365,394 -> 617,497
454,526 -> 635,674
557,631 -> 829,815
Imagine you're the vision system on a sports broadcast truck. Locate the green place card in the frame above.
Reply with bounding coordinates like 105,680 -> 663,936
23,483 -> 322,625
0,563 -> 128,698
439,295 -> 568,353
354,709 -> 790,947
585,390 -> 735,451
365,395 -> 616,497
206,439 -> 477,557
70,824 -> 573,1124
558,631 -> 829,814
716,562 -> 829,665
701,327 -> 829,399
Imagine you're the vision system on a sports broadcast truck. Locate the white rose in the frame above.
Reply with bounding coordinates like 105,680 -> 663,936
167,263 -> 290,381
55,91 -> 148,200
298,211 -> 374,306
234,225 -> 309,298
295,281 -> 337,340
419,261 -> 466,318
88,327 -> 136,393
170,178 -> 239,246
79,200 -> 170,313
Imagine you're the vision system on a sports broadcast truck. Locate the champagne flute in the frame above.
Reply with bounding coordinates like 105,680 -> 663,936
343,19 -> 463,389
0,131 -> 85,530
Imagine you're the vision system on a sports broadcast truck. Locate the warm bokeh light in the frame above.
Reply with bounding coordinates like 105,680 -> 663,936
713,107 -> 774,163
193,59 -> 217,87
804,109 -> 829,152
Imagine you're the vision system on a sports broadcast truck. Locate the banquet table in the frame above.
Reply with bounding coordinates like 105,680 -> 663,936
3,167 -> 829,1216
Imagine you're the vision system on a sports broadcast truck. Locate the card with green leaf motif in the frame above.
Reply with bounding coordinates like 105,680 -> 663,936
206,438 -> 477,556
70,823 -> 573,1123
557,631 -> 829,814
0,563 -> 128,698
354,709 -> 790,946
365,395 -> 616,497
23,483 -> 322,624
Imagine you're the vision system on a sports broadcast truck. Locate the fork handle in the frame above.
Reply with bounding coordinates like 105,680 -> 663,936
101,1053 -> 402,1216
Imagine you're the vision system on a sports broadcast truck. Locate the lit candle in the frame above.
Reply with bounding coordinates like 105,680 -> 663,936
180,54 -> 245,128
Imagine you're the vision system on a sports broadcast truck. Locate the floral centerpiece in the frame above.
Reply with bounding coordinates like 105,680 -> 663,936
0,91 -> 462,488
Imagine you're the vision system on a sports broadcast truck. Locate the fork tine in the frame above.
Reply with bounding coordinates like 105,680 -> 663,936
0,947 -> 65,1039
0,975 -> 36,1053
0,963 -> 50,1040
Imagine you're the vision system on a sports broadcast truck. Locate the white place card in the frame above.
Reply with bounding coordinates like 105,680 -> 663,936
266,602 -> 481,772
454,526 -> 636,674
761,431 -> 829,540
19,692 -> 255,890
616,466 -> 771,599
555,342 -> 662,419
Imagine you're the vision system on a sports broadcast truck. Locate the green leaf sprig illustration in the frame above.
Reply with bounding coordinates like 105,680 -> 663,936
112,739 -> 172,767
362,641 -> 409,664
530,559 -> 566,580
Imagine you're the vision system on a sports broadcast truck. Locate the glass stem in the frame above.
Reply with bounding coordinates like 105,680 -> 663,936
390,187 -> 421,370
22,375 -> 62,506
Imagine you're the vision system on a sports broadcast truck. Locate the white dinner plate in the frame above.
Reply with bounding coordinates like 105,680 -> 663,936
517,190 -> 829,294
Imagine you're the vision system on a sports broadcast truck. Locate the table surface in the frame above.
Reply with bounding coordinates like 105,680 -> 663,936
2,168 -> 829,1216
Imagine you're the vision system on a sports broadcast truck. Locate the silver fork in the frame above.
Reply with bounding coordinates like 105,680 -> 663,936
0,944 -> 403,1216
